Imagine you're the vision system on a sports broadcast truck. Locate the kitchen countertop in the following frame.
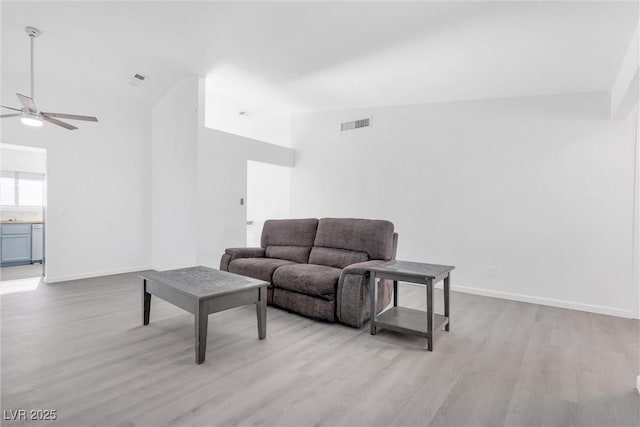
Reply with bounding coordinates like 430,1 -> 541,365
0,221 -> 43,224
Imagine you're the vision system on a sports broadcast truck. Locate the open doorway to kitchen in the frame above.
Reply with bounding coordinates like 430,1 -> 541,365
0,143 -> 46,295
246,160 -> 291,247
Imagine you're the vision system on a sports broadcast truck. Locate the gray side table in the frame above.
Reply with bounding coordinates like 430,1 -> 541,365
368,260 -> 455,351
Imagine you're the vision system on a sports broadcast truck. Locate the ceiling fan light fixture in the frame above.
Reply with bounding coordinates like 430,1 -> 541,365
0,25 -> 98,130
20,111 -> 43,127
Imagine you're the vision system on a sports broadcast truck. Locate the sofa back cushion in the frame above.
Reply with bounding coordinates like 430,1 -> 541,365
261,218 -> 319,263
312,218 -> 395,263
308,247 -> 368,269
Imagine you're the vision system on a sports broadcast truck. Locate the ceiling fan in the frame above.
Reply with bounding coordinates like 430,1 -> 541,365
1,26 -> 98,130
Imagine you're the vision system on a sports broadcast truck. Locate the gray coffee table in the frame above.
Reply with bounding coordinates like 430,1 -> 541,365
368,260 -> 455,351
139,266 -> 268,364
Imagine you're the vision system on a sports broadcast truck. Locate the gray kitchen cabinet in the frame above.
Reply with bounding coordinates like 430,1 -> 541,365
1,224 -> 32,266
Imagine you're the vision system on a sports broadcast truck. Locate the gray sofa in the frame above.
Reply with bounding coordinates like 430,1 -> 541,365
220,218 -> 398,328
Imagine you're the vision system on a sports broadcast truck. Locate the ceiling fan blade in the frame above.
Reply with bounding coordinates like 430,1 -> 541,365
16,93 -> 36,112
0,113 -> 20,118
1,105 -> 22,112
42,115 -> 77,130
42,112 -> 98,122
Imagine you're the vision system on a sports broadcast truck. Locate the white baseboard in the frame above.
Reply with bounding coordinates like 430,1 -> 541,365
450,284 -> 634,318
401,282 -> 634,318
45,265 -> 152,284
150,264 -> 189,272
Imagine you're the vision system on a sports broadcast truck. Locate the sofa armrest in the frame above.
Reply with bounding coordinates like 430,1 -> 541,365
220,247 -> 265,271
226,247 -> 265,258
336,260 -> 393,328
341,260 -> 388,275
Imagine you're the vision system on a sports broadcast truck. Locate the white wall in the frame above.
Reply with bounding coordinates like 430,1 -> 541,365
0,144 -> 46,173
196,125 -> 295,268
0,108 -> 151,283
291,92 -> 637,318
151,77 -> 199,270
633,107 -> 639,322
151,76 -> 294,270
611,22 -> 639,119
205,87 -> 291,147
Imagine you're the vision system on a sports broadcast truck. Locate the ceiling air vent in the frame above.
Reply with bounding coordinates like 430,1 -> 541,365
341,118 -> 370,131
129,73 -> 148,87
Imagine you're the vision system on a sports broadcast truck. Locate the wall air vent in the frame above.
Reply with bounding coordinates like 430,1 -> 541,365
129,73 -> 148,87
340,118 -> 371,131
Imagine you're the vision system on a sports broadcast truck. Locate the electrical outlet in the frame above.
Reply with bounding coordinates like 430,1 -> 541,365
487,267 -> 497,278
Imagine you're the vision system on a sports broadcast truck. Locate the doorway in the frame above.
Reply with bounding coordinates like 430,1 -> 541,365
0,143 -> 46,294
246,160 -> 291,246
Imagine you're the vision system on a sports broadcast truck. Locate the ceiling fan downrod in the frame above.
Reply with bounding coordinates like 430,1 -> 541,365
25,26 -> 40,102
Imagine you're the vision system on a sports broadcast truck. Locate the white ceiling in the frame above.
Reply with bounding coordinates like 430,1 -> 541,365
1,1 -> 638,117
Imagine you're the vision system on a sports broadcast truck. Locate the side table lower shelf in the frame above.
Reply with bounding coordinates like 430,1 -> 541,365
373,307 -> 449,338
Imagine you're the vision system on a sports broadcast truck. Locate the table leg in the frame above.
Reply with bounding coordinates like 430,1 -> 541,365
426,278 -> 434,351
393,280 -> 398,307
444,273 -> 450,332
257,286 -> 267,340
195,301 -> 208,364
370,272 -> 377,335
142,279 -> 151,326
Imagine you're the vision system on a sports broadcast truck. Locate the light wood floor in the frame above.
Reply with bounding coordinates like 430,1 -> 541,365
1,272 -> 638,427
0,263 -> 43,282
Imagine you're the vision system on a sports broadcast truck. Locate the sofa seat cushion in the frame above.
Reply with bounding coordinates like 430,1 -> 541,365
228,258 -> 296,283
272,263 -> 341,300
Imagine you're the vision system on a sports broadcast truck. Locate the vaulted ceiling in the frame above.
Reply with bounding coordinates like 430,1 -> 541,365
1,1 -> 638,117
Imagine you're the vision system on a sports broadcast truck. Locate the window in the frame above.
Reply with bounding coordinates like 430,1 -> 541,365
0,171 -> 45,207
